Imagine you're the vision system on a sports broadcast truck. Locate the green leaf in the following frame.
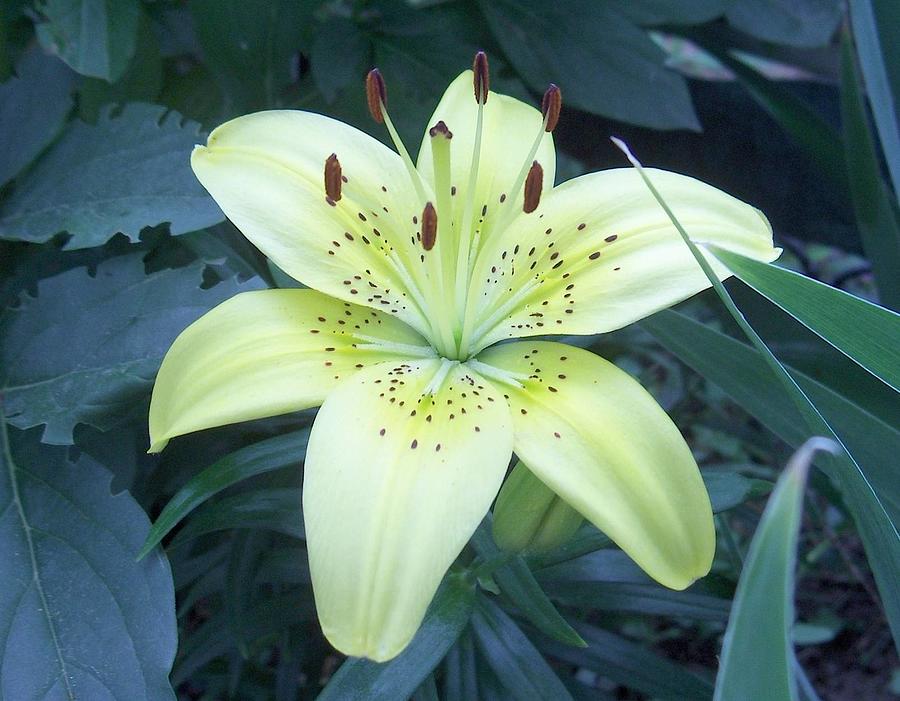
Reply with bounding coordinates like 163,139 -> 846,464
311,18 -> 371,103
0,46 -> 75,186
618,0 -> 731,26
615,141 -> 900,649
169,488 -> 303,548
139,429 -> 309,558
477,0 -> 700,130
537,621 -> 714,701
471,595 -> 574,701
714,439 -> 834,701
34,0 -> 141,81
173,591 -> 316,686
78,13 -> 163,121
709,247 -> 900,391
470,523 -> 586,647
698,45 -> 849,199
644,309 -> 900,528
0,422 -> 177,699
190,0 -> 314,114
443,631 -> 478,701
0,253 -> 262,444
536,550 -> 732,621
725,0 -> 842,48
318,574 -> 475,701
848,0 -> 900,194
840,31 -> 900,309
0,103 -> 225,248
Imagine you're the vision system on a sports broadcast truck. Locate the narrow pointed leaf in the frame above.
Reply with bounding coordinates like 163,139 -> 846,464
714,439 -> 834,701
139,428 -> 310,558
616,146 -> 900,648
840,31 -> 900,309
169,488 -> 303,548
471,595 -> 573,701
318,575 -> 475,701
536,621 -> 714,701
708,246 -> 900,391
848,0 -> 900,195
471,523 -> 585,647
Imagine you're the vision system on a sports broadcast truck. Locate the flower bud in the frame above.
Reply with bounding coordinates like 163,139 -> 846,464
492,461 -> 583,554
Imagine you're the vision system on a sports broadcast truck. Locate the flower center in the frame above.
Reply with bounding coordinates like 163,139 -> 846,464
350,59 -> 561,362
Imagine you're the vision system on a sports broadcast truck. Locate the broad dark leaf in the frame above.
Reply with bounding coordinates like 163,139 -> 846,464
0,46 -> 75,187
0,253 -> 262,444
478,0 -> 699,130
34,0 -> 141,80
318,574 -> 476,701
311,18 -> 371,103
726,0 -> 843,47
617,0 -> 731,25
0,423 -> 177,700
0,103 -> 224,248
190,0 -> 315,114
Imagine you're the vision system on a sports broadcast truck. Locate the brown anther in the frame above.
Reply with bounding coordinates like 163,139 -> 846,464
523,161 -> 543,214
429,120 -> 453,139
366,69 -> 387,124
324,153 -> 342,202
541,84 -> 561,132
421,202 -> 437,251
473,51 -> 489,104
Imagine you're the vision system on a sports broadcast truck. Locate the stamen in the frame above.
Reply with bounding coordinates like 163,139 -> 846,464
541,84 -> 562,133
324,153 -> 342,202
366,69 -> 387,124
364,68 -> 428,203
421,202 -> 437,251
523,161 -> 543,213
473,51 -> 489,104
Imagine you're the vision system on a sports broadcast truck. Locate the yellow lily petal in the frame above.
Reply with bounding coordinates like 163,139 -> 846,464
304,358 -> 512,661
191,111 -> 437,338
469,168 -> 778,351
416,71 -> 555,249
149,289 -> 429,452
478,340 -> 715,589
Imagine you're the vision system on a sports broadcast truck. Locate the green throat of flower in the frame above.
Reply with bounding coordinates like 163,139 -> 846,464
322,57 -> 563,362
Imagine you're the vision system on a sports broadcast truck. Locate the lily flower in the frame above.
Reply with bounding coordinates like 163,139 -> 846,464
149,54 -> 779,662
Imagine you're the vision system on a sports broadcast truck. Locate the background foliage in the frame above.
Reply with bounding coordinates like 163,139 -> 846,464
0,0 -> 898,699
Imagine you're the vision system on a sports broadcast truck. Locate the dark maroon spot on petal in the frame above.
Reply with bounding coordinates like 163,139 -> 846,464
589,251 -> 601,260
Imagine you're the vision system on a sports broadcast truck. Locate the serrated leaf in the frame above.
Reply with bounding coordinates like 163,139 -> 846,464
318,574 -> 476,701
0,253 -> 263,444
478,0 -> 699,130
725,0 -> 842,48
471,595 -> 573,701
714,440 -> 833,701
140,428 -> 309,558
34,0 -> 141,80
0,422 -> 177,700
709,246 -> 900,390
0,46 -> 75,186
169,488 -> 304,548
0,103 -> 224,248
